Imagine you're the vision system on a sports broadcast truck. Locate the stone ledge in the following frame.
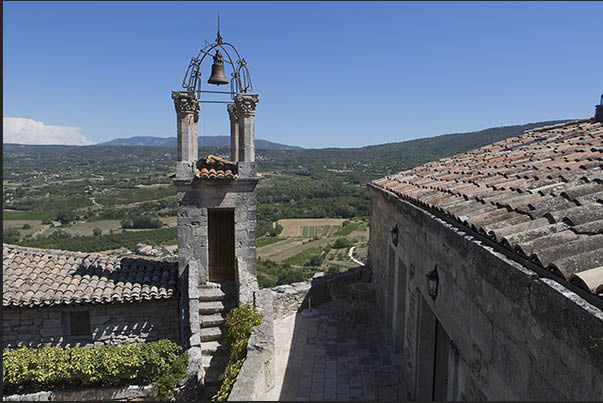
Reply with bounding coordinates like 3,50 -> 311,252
270,268 -> 367,319
3,384 -> 157,401
228,289 -> 275,401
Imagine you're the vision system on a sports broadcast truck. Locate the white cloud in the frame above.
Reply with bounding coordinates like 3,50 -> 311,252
3,117 -> 95,145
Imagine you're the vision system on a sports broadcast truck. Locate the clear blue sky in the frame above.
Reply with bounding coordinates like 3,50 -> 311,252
3,1 -> 602,148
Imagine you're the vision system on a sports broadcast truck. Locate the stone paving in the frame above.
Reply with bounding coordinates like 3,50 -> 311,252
266,299 -> 406,401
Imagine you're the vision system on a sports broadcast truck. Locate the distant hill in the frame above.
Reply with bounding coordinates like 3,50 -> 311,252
96,135 -> 302,150
258,119 -> 575,178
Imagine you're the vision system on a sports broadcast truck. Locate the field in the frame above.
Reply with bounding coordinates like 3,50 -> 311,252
2,220 -> 42,228
284,247 -> 324,265
3,210 -> 57,221
332,221 -> 367,236
257,237 -> 287,248
63,220 -> 122,237
278,218 -> 346,237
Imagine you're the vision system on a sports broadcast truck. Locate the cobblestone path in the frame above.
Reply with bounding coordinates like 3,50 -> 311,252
266,300 -> 406,401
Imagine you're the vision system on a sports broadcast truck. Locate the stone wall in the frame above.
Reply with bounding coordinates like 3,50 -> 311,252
229,289 -> 275,401
4,384 -> 156,401
174,179 -> 259,383
176,179 -> 259,306
228,269 -> 369,401
368,184 -> 603,400
271,268 -> 365,319
3,299 -> 179,348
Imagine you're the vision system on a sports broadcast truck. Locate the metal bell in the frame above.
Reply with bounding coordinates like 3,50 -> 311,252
207,50 -> 229,85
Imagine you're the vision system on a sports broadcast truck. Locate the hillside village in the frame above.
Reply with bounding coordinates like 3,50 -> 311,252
4,90 -> 603,401
3,4 -> 603,402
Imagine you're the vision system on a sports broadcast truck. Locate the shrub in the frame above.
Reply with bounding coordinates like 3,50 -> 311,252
3,228 -> 20,244
22,224 -> 32,230
307,254 -> 323,267
2,339 -> 187,398
333,237 -> 352,249
212,305 -> 261,401
56,210 -> 77,225
276,269 -> 305,285
121,215 -> 163,229
92,227 -> 102,236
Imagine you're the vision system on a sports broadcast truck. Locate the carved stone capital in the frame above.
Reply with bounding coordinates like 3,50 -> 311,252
234,94 -> 259,118
227,103 -> 239,122
172,91 -> 200,122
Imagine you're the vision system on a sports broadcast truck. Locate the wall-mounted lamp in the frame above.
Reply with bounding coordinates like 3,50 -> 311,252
426,266 -> 439,300
390,224 -> 399,246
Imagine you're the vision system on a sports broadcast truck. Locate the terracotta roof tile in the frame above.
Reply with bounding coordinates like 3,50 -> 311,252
3,245 -> 178,307
195,154 -> 238,180
373,118 -> 603,295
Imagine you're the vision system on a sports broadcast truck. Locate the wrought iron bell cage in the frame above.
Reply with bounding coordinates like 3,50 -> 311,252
181,25 -> 253,104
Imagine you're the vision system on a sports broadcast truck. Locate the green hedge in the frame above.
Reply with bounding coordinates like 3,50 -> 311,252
18,227 -> 177,252
212,305 -> 262,401
3,339 -> 187,398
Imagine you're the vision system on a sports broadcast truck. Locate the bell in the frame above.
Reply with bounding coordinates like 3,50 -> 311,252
207,50 -> 229,86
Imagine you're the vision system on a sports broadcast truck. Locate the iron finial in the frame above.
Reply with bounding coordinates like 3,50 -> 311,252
216,14 -> 223,45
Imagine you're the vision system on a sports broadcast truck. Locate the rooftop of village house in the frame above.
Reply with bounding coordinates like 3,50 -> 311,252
2,244 -> 178,308
373,117 -> 603,296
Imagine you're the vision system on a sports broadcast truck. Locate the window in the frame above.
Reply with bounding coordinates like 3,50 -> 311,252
69,311 -> 91,336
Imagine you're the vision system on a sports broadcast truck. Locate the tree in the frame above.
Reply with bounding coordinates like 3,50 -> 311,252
92,227 -> 102,236
22,224 -> 32,229
57,210 -> 77,225
308,254 -> 323,267
333,238 -> 352,249
3,228 -> 20,244
277,269 -> 305,286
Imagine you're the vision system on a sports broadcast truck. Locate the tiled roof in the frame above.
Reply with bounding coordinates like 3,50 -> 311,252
196,155 -> 238,180
373,118 -> 603,296
3,244 -> 178,308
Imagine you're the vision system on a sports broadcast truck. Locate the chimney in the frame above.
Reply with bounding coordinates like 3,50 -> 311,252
595,94 -> 603,123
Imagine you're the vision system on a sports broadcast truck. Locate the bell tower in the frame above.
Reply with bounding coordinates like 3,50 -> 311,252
172,27 -> 259,389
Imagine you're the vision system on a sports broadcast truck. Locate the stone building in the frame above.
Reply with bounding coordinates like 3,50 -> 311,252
171,90 -> 260,385
2,245 -> 179,348
2,92 -> 261,391
368,110 -> 603,400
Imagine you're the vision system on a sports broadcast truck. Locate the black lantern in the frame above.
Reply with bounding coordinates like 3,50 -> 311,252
426,266 -> 439,300
390,224 -> 399,246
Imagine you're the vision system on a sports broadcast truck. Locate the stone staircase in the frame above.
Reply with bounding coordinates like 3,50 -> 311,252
198,281 -> 238,394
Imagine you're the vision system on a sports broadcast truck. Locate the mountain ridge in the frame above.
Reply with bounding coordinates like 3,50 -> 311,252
96,135 -> 302,150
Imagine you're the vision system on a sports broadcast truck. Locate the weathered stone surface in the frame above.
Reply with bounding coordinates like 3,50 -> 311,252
229,289 -> 275,401
368,184 -> 603,400
3,385 -> 157,401
3,300 -> 179,348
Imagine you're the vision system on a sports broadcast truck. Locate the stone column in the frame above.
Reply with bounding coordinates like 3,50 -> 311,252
172,91 -> 199,179
234,93 -> 259,165
227,103 -> 239,162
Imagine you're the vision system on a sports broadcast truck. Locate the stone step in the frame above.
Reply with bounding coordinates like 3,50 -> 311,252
202,385 -> 219,398
199,299 -> 237,315
199,281 -> 237,293
202,354 -> 229,387
204,365 -> 225,386
200,313 -> 227,328
201,326 -> 223,342
199,285 -> 237,302
201,340 -> 225,355
202,353 -> 228,369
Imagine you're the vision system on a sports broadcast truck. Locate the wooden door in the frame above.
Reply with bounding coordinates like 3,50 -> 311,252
208,209 -> 235,282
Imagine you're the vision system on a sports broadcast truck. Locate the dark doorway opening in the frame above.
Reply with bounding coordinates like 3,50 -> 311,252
416,293 -> 450,401
208,209 -> 235,282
